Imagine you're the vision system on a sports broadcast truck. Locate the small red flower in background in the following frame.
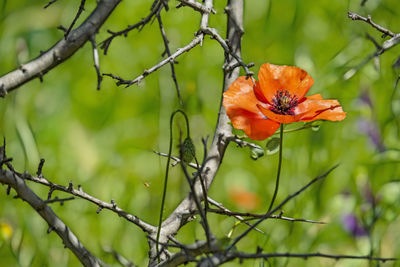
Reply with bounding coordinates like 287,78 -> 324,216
223,63 -> 346,140
229,187 -> 260,211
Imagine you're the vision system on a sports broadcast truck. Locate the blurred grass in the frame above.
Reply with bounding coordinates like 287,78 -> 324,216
0,0 -> 400,266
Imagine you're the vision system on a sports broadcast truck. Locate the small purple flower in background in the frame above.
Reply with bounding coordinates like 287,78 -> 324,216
359,90 -> 373,108
357,119 -> 385,152
357,90 -> 385,152
341,213 -> 368,237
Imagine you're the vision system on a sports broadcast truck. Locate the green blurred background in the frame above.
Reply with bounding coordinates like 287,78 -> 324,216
0,0 -> 400,266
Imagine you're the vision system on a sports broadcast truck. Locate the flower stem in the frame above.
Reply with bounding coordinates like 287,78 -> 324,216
156,109 -> 190,262
267,123 -> 284,213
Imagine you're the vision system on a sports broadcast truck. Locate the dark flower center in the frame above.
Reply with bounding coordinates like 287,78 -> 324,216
270,90 -> 298,115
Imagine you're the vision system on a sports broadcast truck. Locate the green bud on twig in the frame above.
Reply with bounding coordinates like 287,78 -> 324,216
181,137 -> 195,163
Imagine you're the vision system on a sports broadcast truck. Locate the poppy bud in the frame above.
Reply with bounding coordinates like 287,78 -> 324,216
181,137 -> 195,163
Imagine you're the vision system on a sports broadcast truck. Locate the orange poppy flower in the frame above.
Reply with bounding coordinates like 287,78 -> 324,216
223,63 -> 346,140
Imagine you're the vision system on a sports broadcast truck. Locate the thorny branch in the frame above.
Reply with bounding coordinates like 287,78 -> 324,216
345,12 -> 400,79
154,150 -> 199,169
22,172 -> 156,234
198,251 -> 397,266
104,0 -> 254,88
0,147 -> 102,266
103,35 -> 203,87
226,165 -> 339,252
99,0 -> 165,55
0,0 -> 121,95
208,208 -> 326,225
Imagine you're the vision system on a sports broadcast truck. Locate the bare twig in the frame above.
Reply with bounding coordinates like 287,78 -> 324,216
345,12 -> 400,80
207,197 -> 264,233
200,27 -> 254,79
226,165 -> 339,252
153,151 -> 199,169
0,168 -> 102,266
104,35 -> 203,87
227,136 -> 263,150
199,251 -> 397,266
44,196 -> 75,205
65,0 -> 86,39
208,208 -> 326,224
0,0 -> 121,94
179,139 -> 214,248
157,15 -> 182,105
103,246 -> 135,267
348,12 -> 396,37
176,0 -> 216,14
90,36 -> 103,90
366,33 -> 382,49
44,0 -> 59,9
100,0 -> 164,54
22,172 -> 155,234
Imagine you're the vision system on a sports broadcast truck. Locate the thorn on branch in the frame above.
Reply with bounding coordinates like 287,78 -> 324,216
0,157 -> 12,168
38,72 -> 44,83
57,25 -> 68,33
68,181 -> 73,191
111,199 -> 117,209
99,0 -> 165,54
47,185 -> 55,200
6,185 -> 11,195
47,226 -> 54,234
0,83 -> 7,98
37,158 -> 45,177
96,206 -> 103,214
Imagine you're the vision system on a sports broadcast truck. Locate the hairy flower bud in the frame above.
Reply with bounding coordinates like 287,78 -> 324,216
181,137 -> 195,163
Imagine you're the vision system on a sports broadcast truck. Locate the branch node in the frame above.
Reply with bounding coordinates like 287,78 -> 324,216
47,185 -> 55,200
111,199 -> 117,209
0,83 -> 7,98
57,25 -> 67,33
68,181 -> 73,191
96,206 -> 103,214
47,226 -> 54,234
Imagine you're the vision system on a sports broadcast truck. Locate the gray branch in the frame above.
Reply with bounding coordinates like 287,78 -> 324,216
0,0 -> 121,96
0,169 -> 102,267
148,0 -> 243,265
23,173 -> 156,234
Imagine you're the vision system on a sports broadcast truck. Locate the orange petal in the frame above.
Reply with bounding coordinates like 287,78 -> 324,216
223,77 -> 280,140
297,98 -> 347,122
253,81 -> 269,104
224,76 -> 261,114
258,63 -> 314,102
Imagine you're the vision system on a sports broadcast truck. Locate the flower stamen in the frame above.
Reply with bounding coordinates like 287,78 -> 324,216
270,90 -> 298,115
